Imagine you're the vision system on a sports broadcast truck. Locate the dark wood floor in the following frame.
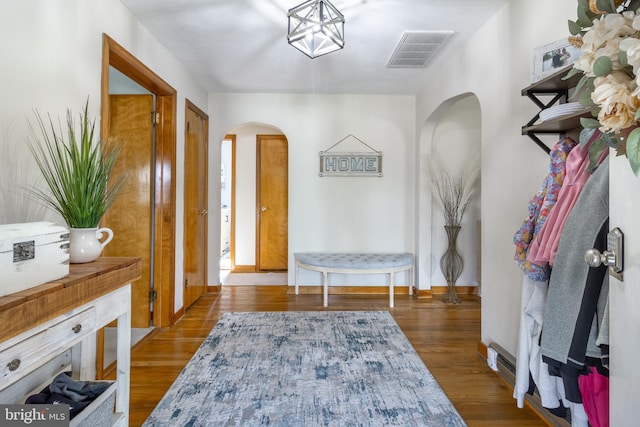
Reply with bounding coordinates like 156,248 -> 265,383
125,286 -> 547,426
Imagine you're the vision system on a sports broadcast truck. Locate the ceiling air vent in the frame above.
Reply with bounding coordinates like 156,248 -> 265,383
387,31 -> 454,68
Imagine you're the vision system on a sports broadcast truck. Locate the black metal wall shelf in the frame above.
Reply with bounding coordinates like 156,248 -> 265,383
521,65 -> 588,154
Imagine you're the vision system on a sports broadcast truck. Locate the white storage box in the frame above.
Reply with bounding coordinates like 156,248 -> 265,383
0,222 -> 70,297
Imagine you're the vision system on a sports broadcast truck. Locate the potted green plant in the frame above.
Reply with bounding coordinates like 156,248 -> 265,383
27,100 -> 126,263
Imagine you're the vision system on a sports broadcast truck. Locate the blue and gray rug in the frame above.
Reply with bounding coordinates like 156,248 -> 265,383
143,311 -> 467,427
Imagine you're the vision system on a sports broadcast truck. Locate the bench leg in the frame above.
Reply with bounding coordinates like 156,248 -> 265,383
323,271 -> 328,307
389,272 -> 394,308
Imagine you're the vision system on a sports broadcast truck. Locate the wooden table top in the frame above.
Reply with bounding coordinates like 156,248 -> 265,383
0,257 -> 141,342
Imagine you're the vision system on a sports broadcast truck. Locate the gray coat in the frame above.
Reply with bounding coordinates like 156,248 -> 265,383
541,157 -> 609,369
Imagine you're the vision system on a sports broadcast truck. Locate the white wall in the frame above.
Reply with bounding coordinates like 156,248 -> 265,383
109,67 -> 152,95
416,0 -> 576,355
0,0 -> 208,314
208,94 -> 416,287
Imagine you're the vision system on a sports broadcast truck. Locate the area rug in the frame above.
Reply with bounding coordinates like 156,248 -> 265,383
143,311 -> 467,427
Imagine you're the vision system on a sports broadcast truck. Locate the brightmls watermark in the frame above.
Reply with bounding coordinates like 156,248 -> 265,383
1,405 -> 69,426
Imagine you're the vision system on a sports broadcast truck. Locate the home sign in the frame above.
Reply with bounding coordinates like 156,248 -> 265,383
319,134 -> 383,177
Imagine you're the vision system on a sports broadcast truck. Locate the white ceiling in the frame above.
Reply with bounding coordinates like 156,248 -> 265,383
119,0 -> 508,95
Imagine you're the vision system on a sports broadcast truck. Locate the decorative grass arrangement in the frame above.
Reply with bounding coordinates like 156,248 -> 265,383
27,101 -> 126,228
427,153 -> 480,227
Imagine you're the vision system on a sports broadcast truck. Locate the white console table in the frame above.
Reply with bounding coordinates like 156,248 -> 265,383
0,257 -> 141,426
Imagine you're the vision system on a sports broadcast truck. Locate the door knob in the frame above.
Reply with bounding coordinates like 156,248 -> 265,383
584,249 -> 616,268
261,206 -> 267,212
584,227 -> 623,281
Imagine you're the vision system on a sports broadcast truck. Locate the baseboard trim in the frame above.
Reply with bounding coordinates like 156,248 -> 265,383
172,306 -> 185,324
430,285 -> 478,295
208,284 -> 222,293
232,265 -> 256,273
414,286 -> 478,299
413,288 -> 432,298
479,342 -> 570,427
477,340 -> 488,359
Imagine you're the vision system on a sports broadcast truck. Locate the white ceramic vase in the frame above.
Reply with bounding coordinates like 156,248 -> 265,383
69,227 -> 114,263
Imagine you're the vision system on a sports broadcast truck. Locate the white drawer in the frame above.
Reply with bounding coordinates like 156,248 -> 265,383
0,307 -> 96,389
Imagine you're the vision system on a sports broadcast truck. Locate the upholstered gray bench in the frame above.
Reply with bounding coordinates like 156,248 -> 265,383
294,252 -> 415,308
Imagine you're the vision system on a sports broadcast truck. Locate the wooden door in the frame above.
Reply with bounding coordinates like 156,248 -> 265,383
183,101 -> 208,308
102,94 -> 154,328
256,135 -> 288,271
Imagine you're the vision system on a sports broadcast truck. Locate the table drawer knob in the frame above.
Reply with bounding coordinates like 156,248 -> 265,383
7,359 -> 20,371
72,324 -> 82,334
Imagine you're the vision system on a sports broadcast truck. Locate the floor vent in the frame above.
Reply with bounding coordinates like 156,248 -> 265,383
488,343 -> 571,427
387,31 -> 454,68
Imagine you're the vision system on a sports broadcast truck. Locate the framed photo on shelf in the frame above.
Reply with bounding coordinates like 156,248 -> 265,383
531,38 -> 581,83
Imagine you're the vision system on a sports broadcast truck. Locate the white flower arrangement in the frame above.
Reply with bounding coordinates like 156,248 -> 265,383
427,153 -> 480,227
567,0 -> 640,175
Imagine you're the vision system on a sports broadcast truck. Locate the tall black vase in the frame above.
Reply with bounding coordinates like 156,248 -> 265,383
440,225 -> 463,304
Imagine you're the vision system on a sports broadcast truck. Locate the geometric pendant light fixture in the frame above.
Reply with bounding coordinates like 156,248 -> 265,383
287,0 -> 345,58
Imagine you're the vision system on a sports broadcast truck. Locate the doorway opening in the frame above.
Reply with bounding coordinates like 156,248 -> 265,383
220,135 -> 234,284
100,34 -> 177,327
418,93 -> 482,298
219,125 -> 289,286
98,34 -> 177,378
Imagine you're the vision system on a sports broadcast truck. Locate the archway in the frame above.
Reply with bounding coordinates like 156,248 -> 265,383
216,123 -> 289,285
417,93 -> 482,297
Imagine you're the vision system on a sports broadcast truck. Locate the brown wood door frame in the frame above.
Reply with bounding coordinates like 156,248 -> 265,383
100,34 -> 176,328
183,99 -> 209,307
